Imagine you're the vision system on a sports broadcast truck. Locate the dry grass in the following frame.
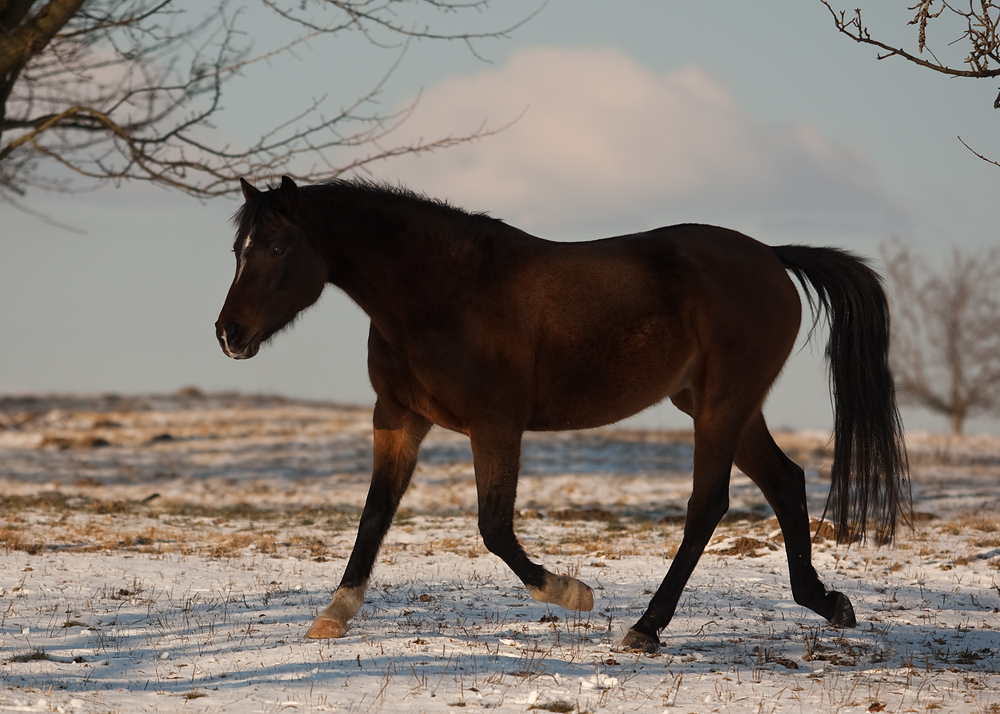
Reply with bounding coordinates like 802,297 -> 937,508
707,536 -> 779,557
3,498 -> 999,713
3,397 -> 1000,713
6,492 -> 998,583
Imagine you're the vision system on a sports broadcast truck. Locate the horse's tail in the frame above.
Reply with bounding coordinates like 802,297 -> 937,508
773,245 -> 910,544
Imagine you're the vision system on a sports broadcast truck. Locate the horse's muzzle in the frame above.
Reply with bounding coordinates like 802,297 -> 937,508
216,320 -> 261,360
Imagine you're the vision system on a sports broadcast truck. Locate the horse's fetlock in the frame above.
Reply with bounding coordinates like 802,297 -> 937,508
477,522 -> 509,555
791,582 -> 827,608
321,582 -> 367,623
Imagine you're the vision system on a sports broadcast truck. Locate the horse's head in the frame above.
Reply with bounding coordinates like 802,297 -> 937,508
215,176 -> 328,359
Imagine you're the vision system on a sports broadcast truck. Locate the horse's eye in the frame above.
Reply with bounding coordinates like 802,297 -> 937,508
271,244 -> 286,257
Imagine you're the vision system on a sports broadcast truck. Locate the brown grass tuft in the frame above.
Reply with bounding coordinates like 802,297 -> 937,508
709,536 -> 778,558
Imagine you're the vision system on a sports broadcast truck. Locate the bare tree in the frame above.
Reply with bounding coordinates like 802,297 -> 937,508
0,1 -> 533,204
881,238 -> 1000,435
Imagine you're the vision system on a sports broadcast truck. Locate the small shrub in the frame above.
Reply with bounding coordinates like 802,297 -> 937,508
531,702 -> 575,713
9,648 -> 51,663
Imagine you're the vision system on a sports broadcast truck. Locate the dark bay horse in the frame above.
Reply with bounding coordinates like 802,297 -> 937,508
215,176 -> 909,653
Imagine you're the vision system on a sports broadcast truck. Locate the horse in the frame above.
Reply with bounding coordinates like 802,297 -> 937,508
215,176 -> 909,653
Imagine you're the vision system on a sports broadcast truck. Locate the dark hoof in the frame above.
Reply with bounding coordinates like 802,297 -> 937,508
619,628 -> 660,654
801,589 -> 857,629
828,591 -> 856,628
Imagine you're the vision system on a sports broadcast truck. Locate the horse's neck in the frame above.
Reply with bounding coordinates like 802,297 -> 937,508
315,195 -> 485,339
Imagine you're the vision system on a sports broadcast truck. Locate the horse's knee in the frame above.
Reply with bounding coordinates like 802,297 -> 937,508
685,492 -> 730,537
709,495 -> 730,524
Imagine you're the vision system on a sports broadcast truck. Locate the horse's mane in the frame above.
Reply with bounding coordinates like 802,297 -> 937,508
232,178 -> 492,245
314,178 -> 484,217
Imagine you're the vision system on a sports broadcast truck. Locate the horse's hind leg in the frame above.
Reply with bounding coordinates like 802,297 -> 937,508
470,428 -> 594,612
621,412 -> 741,653
305,401 -> 431,639
733,413 -> 856,628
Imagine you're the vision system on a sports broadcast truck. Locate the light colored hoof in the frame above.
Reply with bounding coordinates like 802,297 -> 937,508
305,616 -> 348,639
567,582 -> 595,611
529,574 -> 595,612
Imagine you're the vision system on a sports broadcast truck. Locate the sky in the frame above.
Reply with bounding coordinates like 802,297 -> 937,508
2,0 -> 998,434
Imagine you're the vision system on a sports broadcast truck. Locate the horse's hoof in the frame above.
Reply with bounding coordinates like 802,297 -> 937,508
563,580 -> 595,612
305,616 -> 348,639
529,574 -> 595,612
801,589 -> 857,629
619,628 -> 660,654
828,591 -> 856,629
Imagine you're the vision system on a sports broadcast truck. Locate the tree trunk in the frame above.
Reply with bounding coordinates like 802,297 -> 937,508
950,409 -> 965,436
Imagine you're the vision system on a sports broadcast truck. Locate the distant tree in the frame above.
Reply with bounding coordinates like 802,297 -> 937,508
820,1 -> 1000,166
881,238 -> 1000,435
0,1 -> 531,206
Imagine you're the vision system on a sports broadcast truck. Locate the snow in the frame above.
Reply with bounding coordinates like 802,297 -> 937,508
1,393 -> 998,713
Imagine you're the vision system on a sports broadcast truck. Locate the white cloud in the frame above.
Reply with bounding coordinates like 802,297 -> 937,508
374,46 -> 903,239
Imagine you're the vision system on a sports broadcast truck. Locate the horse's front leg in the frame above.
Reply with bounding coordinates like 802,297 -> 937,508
305,402 -> 430,639
470,428 -> 594,612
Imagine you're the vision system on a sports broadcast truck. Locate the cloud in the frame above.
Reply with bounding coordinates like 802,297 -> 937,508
374,46 -> 904,239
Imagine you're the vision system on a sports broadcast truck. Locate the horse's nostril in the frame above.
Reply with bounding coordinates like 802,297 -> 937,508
224,321 -> 242,345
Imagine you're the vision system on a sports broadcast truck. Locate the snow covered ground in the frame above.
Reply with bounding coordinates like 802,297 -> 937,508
1,393 -> 998,713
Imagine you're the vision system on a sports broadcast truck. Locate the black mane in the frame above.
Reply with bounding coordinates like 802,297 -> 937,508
316,178 -> 481,215
232,177 -> 494,249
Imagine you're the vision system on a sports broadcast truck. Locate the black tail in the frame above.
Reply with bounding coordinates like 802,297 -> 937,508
774,245 -> 910,544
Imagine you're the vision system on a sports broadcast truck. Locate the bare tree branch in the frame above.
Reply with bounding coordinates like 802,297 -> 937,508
0,0 -> 537,202
819,1 -> 1000,79
0,0 -> 86,79
820,1 -> 1000,166
958,134 -> 1000,166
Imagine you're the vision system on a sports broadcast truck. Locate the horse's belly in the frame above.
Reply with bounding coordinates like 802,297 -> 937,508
528,355 -> 690,431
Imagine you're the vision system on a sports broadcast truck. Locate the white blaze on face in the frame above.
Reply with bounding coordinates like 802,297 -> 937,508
219,323 -> 234,356
234,229 -> 254,283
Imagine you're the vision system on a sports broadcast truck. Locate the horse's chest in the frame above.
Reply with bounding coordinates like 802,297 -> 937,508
368,334 -> 508,433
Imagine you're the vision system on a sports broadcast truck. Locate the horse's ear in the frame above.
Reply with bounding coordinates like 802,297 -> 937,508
274,175 -> 299,215
240,177 -> 261,202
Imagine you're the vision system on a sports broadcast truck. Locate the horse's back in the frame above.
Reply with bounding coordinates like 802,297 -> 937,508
646,224 -> 802,333
511,224 -> 802,430
519,223 -> 801,352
